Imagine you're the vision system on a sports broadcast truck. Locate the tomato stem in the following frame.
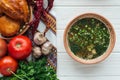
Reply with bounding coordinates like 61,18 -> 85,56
16,43 -> 21,48
7,68 -> 24,80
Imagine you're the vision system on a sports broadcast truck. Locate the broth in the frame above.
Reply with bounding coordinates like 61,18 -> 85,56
68,18 -> 110,59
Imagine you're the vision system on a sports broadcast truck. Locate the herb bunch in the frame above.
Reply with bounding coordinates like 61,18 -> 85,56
0,57 -> 58,80
68,18 -> 110,59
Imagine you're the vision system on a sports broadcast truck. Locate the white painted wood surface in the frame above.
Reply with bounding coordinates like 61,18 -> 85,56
55,0 -> 120,80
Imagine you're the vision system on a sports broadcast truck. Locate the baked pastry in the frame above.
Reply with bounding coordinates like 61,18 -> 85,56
0,0 -> 29,22
0,16 -> 20,37
0,9 -> 3,16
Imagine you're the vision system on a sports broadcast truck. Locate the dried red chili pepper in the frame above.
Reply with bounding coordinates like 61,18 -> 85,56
27,0 -> 55,41
26,0 -> 43,43
45,0 -> 54,12
28,0 -> 43,35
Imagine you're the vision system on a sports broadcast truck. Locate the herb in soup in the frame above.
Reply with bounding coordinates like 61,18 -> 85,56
68,18 -> 110,59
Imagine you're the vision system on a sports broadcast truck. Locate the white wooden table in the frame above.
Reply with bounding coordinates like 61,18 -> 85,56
55,0 -> 120,80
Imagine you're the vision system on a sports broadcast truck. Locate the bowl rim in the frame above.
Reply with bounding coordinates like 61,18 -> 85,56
63,12 -> 116,64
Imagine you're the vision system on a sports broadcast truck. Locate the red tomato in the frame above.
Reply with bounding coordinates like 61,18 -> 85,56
8,35 -> 32,60
0,56 -> 18,76
0,38 -> 7,58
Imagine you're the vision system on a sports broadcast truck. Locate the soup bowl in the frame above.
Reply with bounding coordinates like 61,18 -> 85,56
64,13 -> 116,64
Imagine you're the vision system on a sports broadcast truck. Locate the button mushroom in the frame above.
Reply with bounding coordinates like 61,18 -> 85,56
32,46 -> 42,58
42,41 -> 53,55
34,32 -> 47,45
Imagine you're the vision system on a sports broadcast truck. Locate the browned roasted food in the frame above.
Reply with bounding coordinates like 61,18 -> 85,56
0,16 -> 20,37
0,9 -> 3,16
0,9 -> 2,14
0,0 -> 29,22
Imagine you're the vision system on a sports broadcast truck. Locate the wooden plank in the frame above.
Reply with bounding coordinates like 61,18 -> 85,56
57,53 -> 120,76
55,0 -> 120,6
55,0 -> 120,80
55,7 -> 120,30
58,76 -> 120,80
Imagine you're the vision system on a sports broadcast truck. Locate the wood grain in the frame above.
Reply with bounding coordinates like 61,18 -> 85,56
55,0 -> 120,79
55,0 -> 120,6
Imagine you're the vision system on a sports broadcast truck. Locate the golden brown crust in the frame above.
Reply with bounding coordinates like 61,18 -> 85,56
0,9 -> 3,16
0,0 -> 29,22
0,16 -> 20,37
